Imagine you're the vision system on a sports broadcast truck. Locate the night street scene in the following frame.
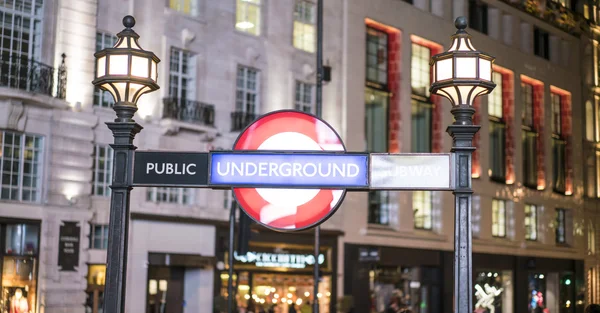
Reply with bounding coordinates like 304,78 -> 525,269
3,0 -> 600,313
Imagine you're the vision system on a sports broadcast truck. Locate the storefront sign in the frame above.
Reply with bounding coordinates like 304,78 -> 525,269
370,154 -> 453,190
58,221 -> 80,271
231,110 -> 349,231
233,250 -> 325,269
133,151 -> 209,187
210,152 -> 368,188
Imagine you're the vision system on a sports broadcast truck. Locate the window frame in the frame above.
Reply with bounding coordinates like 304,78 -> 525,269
491,199 -> 507,238
521,82 -> 538,189
146,187 -> 194,205
90,224 -> 109,250
169,47 -> 195,101
411,43 -> 431,98
468,0 -> 488,35
533,27 -> 550,60
489,71 -> 506,182
293,0 -> 316,52
0,131 -> 44,202
236,65 -> 260,114
524,204 -> 538,241
93,32 -> 117,107
0,0 -> 43,60
92,144 -> 113,197
556,208 -> 567,244
413,190 -> 433,230
236,0 -> 262,36
294,81 -> 314,113
411,98 -> 433,153
366,27 -> 389,89
168,0 -> 199,16
367,190 -> 391,226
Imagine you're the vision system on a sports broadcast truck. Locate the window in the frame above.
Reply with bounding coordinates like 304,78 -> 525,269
168,0 -> 199,16
533,27 -> 549,60
146,187 -> 193,205
293,0 -> 315,52
368,190 -> 391,225
524,204 -> 538,241
468,0 -> 488,34
596,42 -> 600,86
521,83 -> 537,188
366,27 -> 388,88
411,99 -> 433,153
236,66 -> 259,114
295,81 -> 313,113
0,0 -> 43,60
93,32 -> 117,107
236,0 -> 261,36
90,224 -> 109,249
92,145 -> 113,197
556,208 -> 566,244
169,47 -> 195,100
551,93 -> 566,193
489,71 -> 505,181
413,191 -> 432,230
552,0 -> 570,8
0,131 -> 43,202
411,43 -> 431,97
492,199 -> 506,237
589,222 -> 596,255
365,88 -> 389,152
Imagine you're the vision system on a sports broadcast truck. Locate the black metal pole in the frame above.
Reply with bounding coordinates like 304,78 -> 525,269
228,204 -> 235,313
447,104 -> 479,313
314,0 -> 324,312
104,103 -> 141,313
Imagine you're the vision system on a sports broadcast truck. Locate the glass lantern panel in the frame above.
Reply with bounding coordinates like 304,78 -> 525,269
436,58 -> 453,81
100,83 -> 117,102
130,38 -> 141,50
131,56 -> 149,78
128,83 -> 146,102
108,55 -> 129,75
115,38 -> 128,49
132,85 -> 151,103
437,86 -> 459,106
96,56 -> 106,77
458,38 -> 474,51
113,82 -> 128,102
448,38 -> 459,52
458,85 -> 476,105
151,60 -> 158,81
455,57 -> 477,78
479,59 -> 492,80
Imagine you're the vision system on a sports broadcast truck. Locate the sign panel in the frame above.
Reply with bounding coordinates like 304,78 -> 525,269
133,151 -> 209,186
210,152 -> 368,188
233,248 -> 327,270
232,110 -> 347,232
58,221 -> 80,271
370,154 -> 453,190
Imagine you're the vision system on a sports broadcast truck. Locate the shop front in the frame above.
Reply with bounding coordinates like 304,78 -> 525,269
0,218 -> 40,313
215,227 -> 340,313
344,244 -> 445,313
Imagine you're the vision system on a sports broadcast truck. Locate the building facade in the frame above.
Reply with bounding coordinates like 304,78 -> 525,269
0,0 -> 598,313
339,0 -> 598,313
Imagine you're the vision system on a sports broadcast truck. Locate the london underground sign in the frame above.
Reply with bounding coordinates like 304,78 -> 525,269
230,110 -> 350,231
131,110 -> 454,232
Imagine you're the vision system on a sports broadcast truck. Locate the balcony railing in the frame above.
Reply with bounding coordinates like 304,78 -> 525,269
162,97 -> 215,126
231,111 -> 257,131
0,52 -> 67,99
500,0 -> 586,35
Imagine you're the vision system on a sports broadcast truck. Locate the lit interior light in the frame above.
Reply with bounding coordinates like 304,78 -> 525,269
326,292 -> 331,297
274,294 -> 279,299
296,299 -> 303,305
317,293 -> 322,298
272,299 -> 278,303
236,21 -> 255,29
287,293 -> 293,298
539,274 -> 545,279
239,285 -> 250,291
304,291 -> 310,297
271,287 -> 276,292
244,294 -> 250,300
487,272 -> 492,277
288,287 -> 296,292
287,300 -> 293,305
565,279 -> 571,285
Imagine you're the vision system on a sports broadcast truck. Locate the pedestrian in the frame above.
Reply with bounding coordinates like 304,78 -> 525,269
586,304 -> 600,313
289,303 -> 297,313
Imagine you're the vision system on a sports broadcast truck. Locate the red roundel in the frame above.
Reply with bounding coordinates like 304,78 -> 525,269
233,110 -> 346,231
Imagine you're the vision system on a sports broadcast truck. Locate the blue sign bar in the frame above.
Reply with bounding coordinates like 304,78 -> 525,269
210,152 -> 369,189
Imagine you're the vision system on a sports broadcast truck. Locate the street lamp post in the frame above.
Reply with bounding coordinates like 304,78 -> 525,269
430,17 -> 496,313
92,15 -> 160,313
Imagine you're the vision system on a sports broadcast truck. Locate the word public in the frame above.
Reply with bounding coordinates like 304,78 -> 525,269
146,162 -> 197,175
215,160 -> 360,178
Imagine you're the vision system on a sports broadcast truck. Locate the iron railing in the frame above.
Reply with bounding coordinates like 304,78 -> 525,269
0,52 -> 67,99
162,97 -> 215,126
230,111 -> 257,131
